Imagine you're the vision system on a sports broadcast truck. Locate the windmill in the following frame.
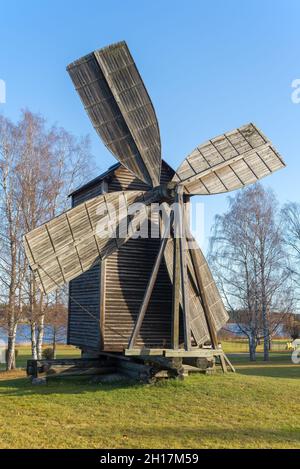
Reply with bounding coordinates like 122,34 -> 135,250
23,41 -> 286,372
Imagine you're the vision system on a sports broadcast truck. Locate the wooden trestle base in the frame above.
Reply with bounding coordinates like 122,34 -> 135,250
26,348 -> 234,385
124,347 -> 235,373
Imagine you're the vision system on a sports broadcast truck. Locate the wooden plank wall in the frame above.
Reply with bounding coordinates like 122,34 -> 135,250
104,236 -> 174,351
68,181 -> 103,351
68,264 -> 101,350
68,161 -> 175,352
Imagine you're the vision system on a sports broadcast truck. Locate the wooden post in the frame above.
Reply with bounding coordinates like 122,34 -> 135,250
128,209 -> 174,349
171,236 -> 180,349
177,189 -> 191,351
223,353 -> 235,372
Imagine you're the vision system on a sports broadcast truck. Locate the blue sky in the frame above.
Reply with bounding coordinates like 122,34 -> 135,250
0,0 -> 299,251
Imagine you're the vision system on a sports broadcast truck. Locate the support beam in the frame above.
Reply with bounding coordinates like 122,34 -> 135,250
223,353 -> 236,372
128,209 -> 174,349
177,189 -> 191,351
219,354 -> 228,373
124,348 -> 223,357
171,235 -> 180,349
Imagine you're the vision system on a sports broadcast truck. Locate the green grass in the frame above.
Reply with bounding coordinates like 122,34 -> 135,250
222,338 -> 289,353
0,344 -> 299,449
0,345 -> 81,370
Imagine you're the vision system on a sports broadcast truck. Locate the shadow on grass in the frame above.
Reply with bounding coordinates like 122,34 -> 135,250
0,374 -> 142,396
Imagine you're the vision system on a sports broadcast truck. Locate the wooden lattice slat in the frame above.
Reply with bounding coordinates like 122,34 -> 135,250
173,123 -> 286,194
67,41 -> 161,187
24,190 -> 156,294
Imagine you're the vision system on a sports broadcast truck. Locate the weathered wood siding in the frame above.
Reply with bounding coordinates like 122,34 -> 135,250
68,161 -> 175,352
104,237 -> 173,351
68,264 -> 101,350
68,180 -> 103,351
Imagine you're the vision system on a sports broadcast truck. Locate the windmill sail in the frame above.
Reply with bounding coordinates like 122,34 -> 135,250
172,123 -> 286,194
186,234 -> 229,333
163,237 -> 209,345
163,236 -> 229,346
67,41 -> 161,187
24,190 -> 158,294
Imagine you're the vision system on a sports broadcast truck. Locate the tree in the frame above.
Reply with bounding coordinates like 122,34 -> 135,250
0,110 -> 95,367
281,202 -> 300,310
283,313 -> 300,340
17,110 -> 93,359
0,116 -> 25,369
44,292 -> 68,358
209,183 -> 293,361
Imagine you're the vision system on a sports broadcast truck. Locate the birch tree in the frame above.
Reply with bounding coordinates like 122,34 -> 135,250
0,116 -> 25,369
281,202 -> 300,310
0,110 -> 94,366
209,183 -> 293,361
44,291 -> 68,359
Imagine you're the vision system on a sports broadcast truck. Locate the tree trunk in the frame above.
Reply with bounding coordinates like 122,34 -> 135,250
249,335 -> 257,361
260,244 -> 270,361
30,321 -> 37,360
263,336 -> 269,360
6,321 -> 17,370
262,306 -> 269,361
269,337 -> 272,351
37,314 -> 44,360
6,239 -> 18,370
52,328 -> 57,359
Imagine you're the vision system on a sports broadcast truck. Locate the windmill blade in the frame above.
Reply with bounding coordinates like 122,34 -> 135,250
163,237 -> 208,345
24,190 -> 158,294
186,233 -> 229,333
164,237 -> 229,345
157,203 -> 206,344
172,123 -> 286,194
67,41 -> 161,187
160,201 -> 228,345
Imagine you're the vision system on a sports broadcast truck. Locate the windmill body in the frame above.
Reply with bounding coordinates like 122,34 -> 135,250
23,42 -> 286,371
68,160 -> 178,353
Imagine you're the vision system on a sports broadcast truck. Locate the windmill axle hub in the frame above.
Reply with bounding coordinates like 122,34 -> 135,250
155,183 -> 175,203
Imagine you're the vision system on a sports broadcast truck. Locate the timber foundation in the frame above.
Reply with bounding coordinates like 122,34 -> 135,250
27,347 -> 234,384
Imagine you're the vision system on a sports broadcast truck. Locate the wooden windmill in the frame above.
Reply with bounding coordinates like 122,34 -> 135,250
23,41 -> 286,372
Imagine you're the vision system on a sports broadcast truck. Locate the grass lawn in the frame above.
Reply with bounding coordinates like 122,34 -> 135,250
0,345 -> 81,371
0,344 -> 299,449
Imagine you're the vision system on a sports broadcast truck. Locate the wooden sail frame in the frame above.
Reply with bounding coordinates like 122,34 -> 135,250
172,123 -> 286,195
67,41 -> 161,187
